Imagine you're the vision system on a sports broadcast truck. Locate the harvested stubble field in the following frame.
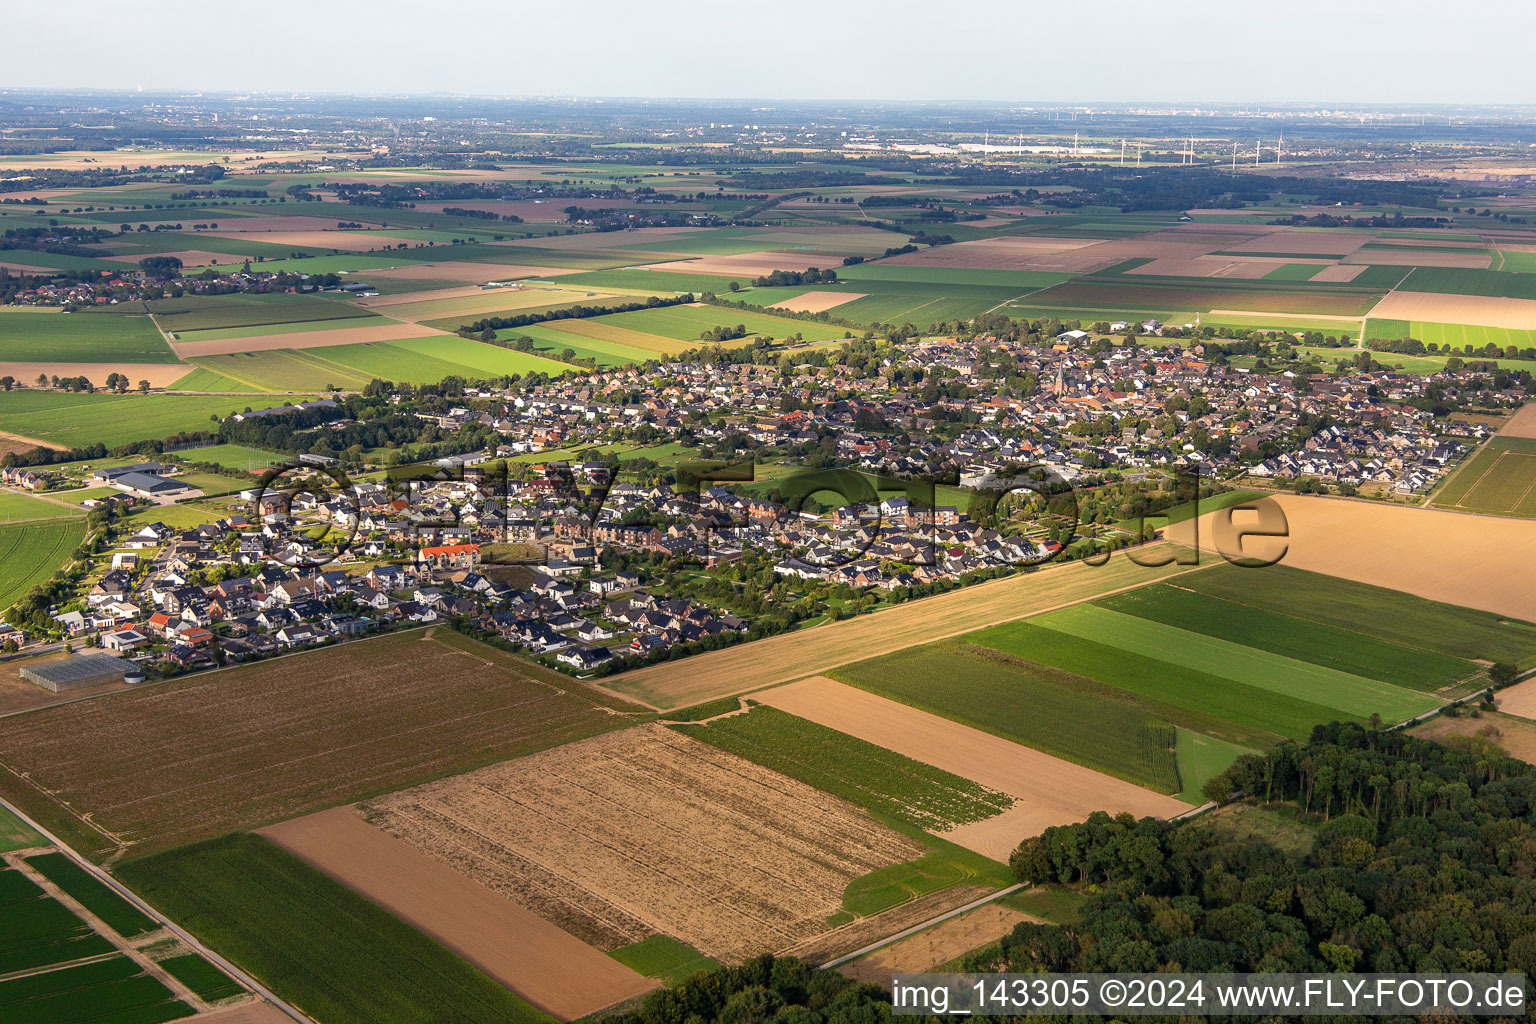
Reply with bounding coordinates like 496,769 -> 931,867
362,724 -> 925,962
757,677 -> 1188,860
0,629 -> 643,859
768,290 -> 866,313
1167,493 -> 1536,624
1502,403 -> 1536,438
606,548 -> 1196,710
169,322 -> 444,358
1366,289 -> 1536,329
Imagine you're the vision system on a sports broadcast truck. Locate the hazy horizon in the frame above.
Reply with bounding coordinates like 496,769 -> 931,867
8,0 -> 1535,107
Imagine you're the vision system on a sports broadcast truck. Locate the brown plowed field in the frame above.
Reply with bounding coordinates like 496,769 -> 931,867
606,549 -> 1197,710
260,807 -> 657,1020
1166,493 -> 1536,621
838,903 -> 1036,984
1311,264 -> 1368,282
1343,250 -> 1489,268
363,724 -> 924,962
0,629 -> 642,858
757,678 -> 1190,859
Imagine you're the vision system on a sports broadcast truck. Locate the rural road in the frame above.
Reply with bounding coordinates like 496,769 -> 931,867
818,884 -> 1026,970
0,796 -> 316,1024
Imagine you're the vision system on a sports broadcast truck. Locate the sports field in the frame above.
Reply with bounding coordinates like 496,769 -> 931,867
0,629 -> 644,859
1431,437 -> 1536,517
118,834 -> 554,1024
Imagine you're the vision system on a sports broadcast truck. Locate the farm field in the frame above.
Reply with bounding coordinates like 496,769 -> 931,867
0,867 -> 116,974
1174,558 -> 1536,668
165,367 -> 265,392
0,954 -> 195,1024
193,335 -> 572,390
0,629 -> 644,859
671,705 -> 1014,834
608,936 -> 720,984
1411,713 -> 1536,766
259,807 -> 657,1020
117,834 -> 553,1024
0,803 -> 45,852
0,491 -> 83,522
168,443 -> 286,472
1503,403 -> 1536,438
0,518 -> 88,611
169,314 -> 399,344
606,548 -> 1197,709
24,852 -> 157,938
1166,493 -> 1536,627
363,724 -> 926,961
0,310 -> 177,363
1366,288 -> 1536,330
1431,436 -> 1536,517
1096,583 -> 1477,691
128,293 -> 374,332
1383,320 -> 1536,350
1397,267 -> 1536,298
1024,278 -> 1382,317
169,321 -> 442,358
1023,604 -> 1440,724
0,391 -> 261,449
591,303 -> 849,342
757,676 -> 1189,859
828,641 -> 1189,787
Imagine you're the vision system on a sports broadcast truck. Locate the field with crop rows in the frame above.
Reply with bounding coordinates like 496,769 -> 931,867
0,519 -> 87,612
1431,436 -> 1536,517
118,834 -> 552,1024
0,629 -> 641,859
672,705 -> 1014,833
830,641 -> 1183,791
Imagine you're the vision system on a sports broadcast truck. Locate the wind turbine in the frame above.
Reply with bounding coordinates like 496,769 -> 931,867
1136,141 -> 1143,167
1231,141 -> 1238,172
1276,134 -> 1283,167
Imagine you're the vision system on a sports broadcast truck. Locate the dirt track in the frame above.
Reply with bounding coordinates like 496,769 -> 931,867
758,678 -> 1190,859
608,549 -> 1196,709
260,807 -> 657,1020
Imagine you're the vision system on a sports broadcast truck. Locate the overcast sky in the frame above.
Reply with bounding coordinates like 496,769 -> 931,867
6,0 -> 1534,106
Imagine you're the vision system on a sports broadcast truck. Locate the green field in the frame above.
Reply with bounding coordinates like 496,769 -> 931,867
0,492 -> 84,523
1024,277 -> 1382,317
128,293 -> 373,332
117,834 -> 555,1024
1261,263 -> 1324,282
169,314 -> 397,343
496,323 -> 659,366
818,280 -> 1034,325
155,954 -> 242,1002
0,519 -> 88,611
166,367 -> 265,392
1183,561 -> 1536,667
607,937 -> 720,985
554,268 -> 755,293
1026,604 -> 1439,725
592,304 -> 849,342
0,391 -> 264,449
1097,583 -> 1476,691
830,641 -> 1183,792
1406,321 -> 1536,351
672,705 -> 1013,833
0,805 -> 44,853
24,853 -> 157,939
0,954 -> 194,1024
1431,436 -> 1536,517
840,829 -> 1012,918
1173,730 -> 1254,804
0,868 -> 116,974
169,443 -> 286,473
1399,267 -> 1536,299
0,310 -> 177,363
836,264 -> 1075,290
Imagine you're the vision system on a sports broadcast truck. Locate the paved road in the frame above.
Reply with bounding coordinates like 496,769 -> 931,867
0,796 -> 315,1024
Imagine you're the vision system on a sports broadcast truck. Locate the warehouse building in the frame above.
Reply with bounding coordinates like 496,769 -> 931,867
19,652 -> 136,693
